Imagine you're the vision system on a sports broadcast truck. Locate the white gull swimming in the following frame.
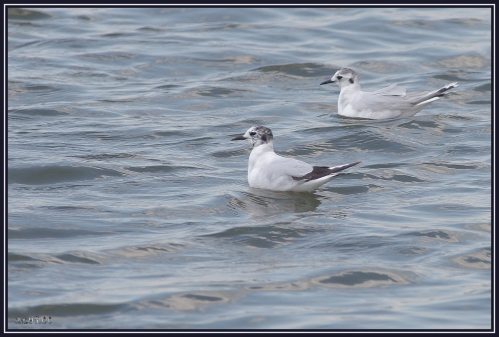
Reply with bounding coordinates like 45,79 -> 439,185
320,68 -> 458,120
231,126 -> 360,192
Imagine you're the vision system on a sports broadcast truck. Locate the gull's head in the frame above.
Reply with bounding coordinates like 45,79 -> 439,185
320,68 -> 359,89
231,125 -> 274,148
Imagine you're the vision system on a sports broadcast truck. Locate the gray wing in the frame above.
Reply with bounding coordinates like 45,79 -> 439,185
353,90 -> 414,112
350,82 -> 457,118
265,154 -> 313,178
372,83 -> 407,96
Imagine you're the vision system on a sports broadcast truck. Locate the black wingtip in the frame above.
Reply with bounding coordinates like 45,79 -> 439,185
292,161 -> 361,182
328,161 -> 361,174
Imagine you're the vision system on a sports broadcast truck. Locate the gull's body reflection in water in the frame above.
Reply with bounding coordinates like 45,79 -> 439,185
216,188 -> 350,249
229,187 -> 322,219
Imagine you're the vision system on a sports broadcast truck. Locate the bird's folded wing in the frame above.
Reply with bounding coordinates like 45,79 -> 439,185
267,155 -> 313,178
292,166 -> 333,181
352,91 -> 413,112
292,161 -> 361,181
372,83 -> 407,97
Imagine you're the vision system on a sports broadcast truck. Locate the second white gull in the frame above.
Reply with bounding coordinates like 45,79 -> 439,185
320,68 -> 458,120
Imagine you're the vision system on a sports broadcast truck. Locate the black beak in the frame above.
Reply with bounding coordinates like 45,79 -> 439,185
231,135 -> 246,141
320,79 -> 334,85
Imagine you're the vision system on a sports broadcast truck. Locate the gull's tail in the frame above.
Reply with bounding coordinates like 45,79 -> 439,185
414,82 -> 458,106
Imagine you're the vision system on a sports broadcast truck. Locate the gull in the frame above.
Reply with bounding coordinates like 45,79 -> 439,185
231,126 -> 360,192
320,68 -> 458,120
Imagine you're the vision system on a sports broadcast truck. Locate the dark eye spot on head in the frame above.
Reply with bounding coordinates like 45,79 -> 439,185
250,131 -> 256,136
337,75 -> 343,80
349,78 -> 354,84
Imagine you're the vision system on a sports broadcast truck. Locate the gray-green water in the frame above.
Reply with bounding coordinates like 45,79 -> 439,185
7,7 -> 491,330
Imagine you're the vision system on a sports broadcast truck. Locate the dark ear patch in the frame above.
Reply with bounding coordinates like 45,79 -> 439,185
261,134 -> 267,142
349,78 -> 354,84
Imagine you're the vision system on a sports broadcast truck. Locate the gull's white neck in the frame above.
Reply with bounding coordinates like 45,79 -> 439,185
248,142 -> 274,171
338,82 -> 361,114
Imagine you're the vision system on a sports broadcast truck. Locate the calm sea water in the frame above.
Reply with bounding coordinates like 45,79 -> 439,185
7,6 -> 492,330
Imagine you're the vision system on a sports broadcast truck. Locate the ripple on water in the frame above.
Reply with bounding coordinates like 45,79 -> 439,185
8,8 -> 53,20
8,165 -> 125,185
452,248 -> 491,269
